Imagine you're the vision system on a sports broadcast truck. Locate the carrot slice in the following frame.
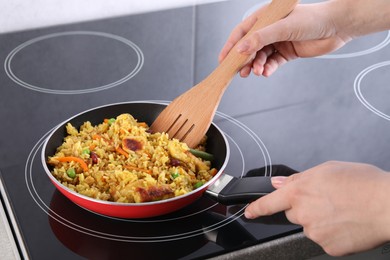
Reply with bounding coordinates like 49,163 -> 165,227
89,144 -> 96,151
57,156 -> 89,172
92,134 -> 102,140
115,146 -> 129,158
119,129 -> 126,135
210,168 -> 218,176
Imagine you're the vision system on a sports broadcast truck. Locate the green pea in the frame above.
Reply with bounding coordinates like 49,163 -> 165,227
171,172 -> 180,179
67,168 -> 76,178
82,148 -> 90,155
108,118 -> 116,125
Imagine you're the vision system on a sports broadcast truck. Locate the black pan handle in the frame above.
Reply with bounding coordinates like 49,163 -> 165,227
206,175 -> 274,205
205,165 -> 297,205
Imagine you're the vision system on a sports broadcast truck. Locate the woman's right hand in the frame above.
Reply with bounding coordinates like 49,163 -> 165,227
245,161 -> 390,256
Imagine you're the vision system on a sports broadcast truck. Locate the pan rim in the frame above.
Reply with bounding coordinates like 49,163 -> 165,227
41,100 -> 230,207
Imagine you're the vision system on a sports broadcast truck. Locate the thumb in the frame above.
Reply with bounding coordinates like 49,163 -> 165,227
236,18 -> 292,55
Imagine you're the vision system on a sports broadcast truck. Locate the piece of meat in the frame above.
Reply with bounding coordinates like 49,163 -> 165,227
122,137 -> 143,152
134,185 -> 174,203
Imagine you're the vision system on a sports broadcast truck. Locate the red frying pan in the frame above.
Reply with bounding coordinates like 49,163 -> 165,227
42,101 -> 274,218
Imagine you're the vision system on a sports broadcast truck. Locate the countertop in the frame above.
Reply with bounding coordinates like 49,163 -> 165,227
0,210 -> 19,260
1,178 -> 20,260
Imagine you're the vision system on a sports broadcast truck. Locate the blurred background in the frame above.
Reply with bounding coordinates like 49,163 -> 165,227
0,0 -> 225,33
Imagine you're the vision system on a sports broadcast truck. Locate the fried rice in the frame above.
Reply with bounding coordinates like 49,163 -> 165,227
47,113 -> 217,203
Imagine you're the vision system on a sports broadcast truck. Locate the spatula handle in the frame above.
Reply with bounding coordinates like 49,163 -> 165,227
215,0 -> 299,80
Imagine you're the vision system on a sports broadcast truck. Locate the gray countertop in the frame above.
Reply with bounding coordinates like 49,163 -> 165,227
0,215 -> 18,260
0,193 -> 20,260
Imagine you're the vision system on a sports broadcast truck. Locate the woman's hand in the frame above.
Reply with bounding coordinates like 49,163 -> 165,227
219,0 -> 390,78
245,161 -> 390,256
219,2 -> 348,77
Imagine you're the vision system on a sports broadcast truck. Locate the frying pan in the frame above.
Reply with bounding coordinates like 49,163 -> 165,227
41,101 -> 274,218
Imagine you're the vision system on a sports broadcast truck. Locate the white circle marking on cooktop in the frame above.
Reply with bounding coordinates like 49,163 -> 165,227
4,31 -> 144,94
354,60 -> 390,121
319,32 -> 390,59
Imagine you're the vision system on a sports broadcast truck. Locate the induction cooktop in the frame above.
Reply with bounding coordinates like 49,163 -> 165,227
1,0 -> 390,259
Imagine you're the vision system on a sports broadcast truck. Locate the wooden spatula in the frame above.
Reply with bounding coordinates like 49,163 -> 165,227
151,0 -> 299,148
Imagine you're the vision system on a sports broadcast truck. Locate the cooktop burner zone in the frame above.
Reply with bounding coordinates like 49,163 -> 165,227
354,61 -> 390,121
4,31 -> 144,94
26,101 -> 271,232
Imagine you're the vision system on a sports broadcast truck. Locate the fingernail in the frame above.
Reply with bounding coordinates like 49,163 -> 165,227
244,210 -> 254,219
237,40 -> 250,53
271,176 -> 287,188
253,66 -> 264,76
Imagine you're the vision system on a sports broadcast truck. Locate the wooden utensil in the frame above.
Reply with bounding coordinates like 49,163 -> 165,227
151,0 -> 299,148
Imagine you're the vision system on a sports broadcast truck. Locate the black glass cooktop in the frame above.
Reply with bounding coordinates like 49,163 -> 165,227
1,0 -> 390,259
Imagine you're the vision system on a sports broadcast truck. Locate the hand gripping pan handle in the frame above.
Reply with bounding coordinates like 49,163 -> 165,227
205,165 -> 298,205
205,175 -> 275,205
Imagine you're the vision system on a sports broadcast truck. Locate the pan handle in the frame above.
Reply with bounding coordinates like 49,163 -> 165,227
205,175 -> 274,205
205,165 -> 297,205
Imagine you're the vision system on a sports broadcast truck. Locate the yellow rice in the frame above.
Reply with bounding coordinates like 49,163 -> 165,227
47,113 -> 217,203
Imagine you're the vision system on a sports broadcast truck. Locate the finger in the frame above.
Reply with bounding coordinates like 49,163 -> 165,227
271,172 -> 304,189
262,43 -> 292,77
245,172 -> 306,219
270,176 -> 288,189
219,14 -> 259,62
236,13 -> 302,56
218,41 -> 234,63
239,64 -> 252,78
244,187 -> 292,219
262,52 -> 288,77
252,45 -> 275,76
